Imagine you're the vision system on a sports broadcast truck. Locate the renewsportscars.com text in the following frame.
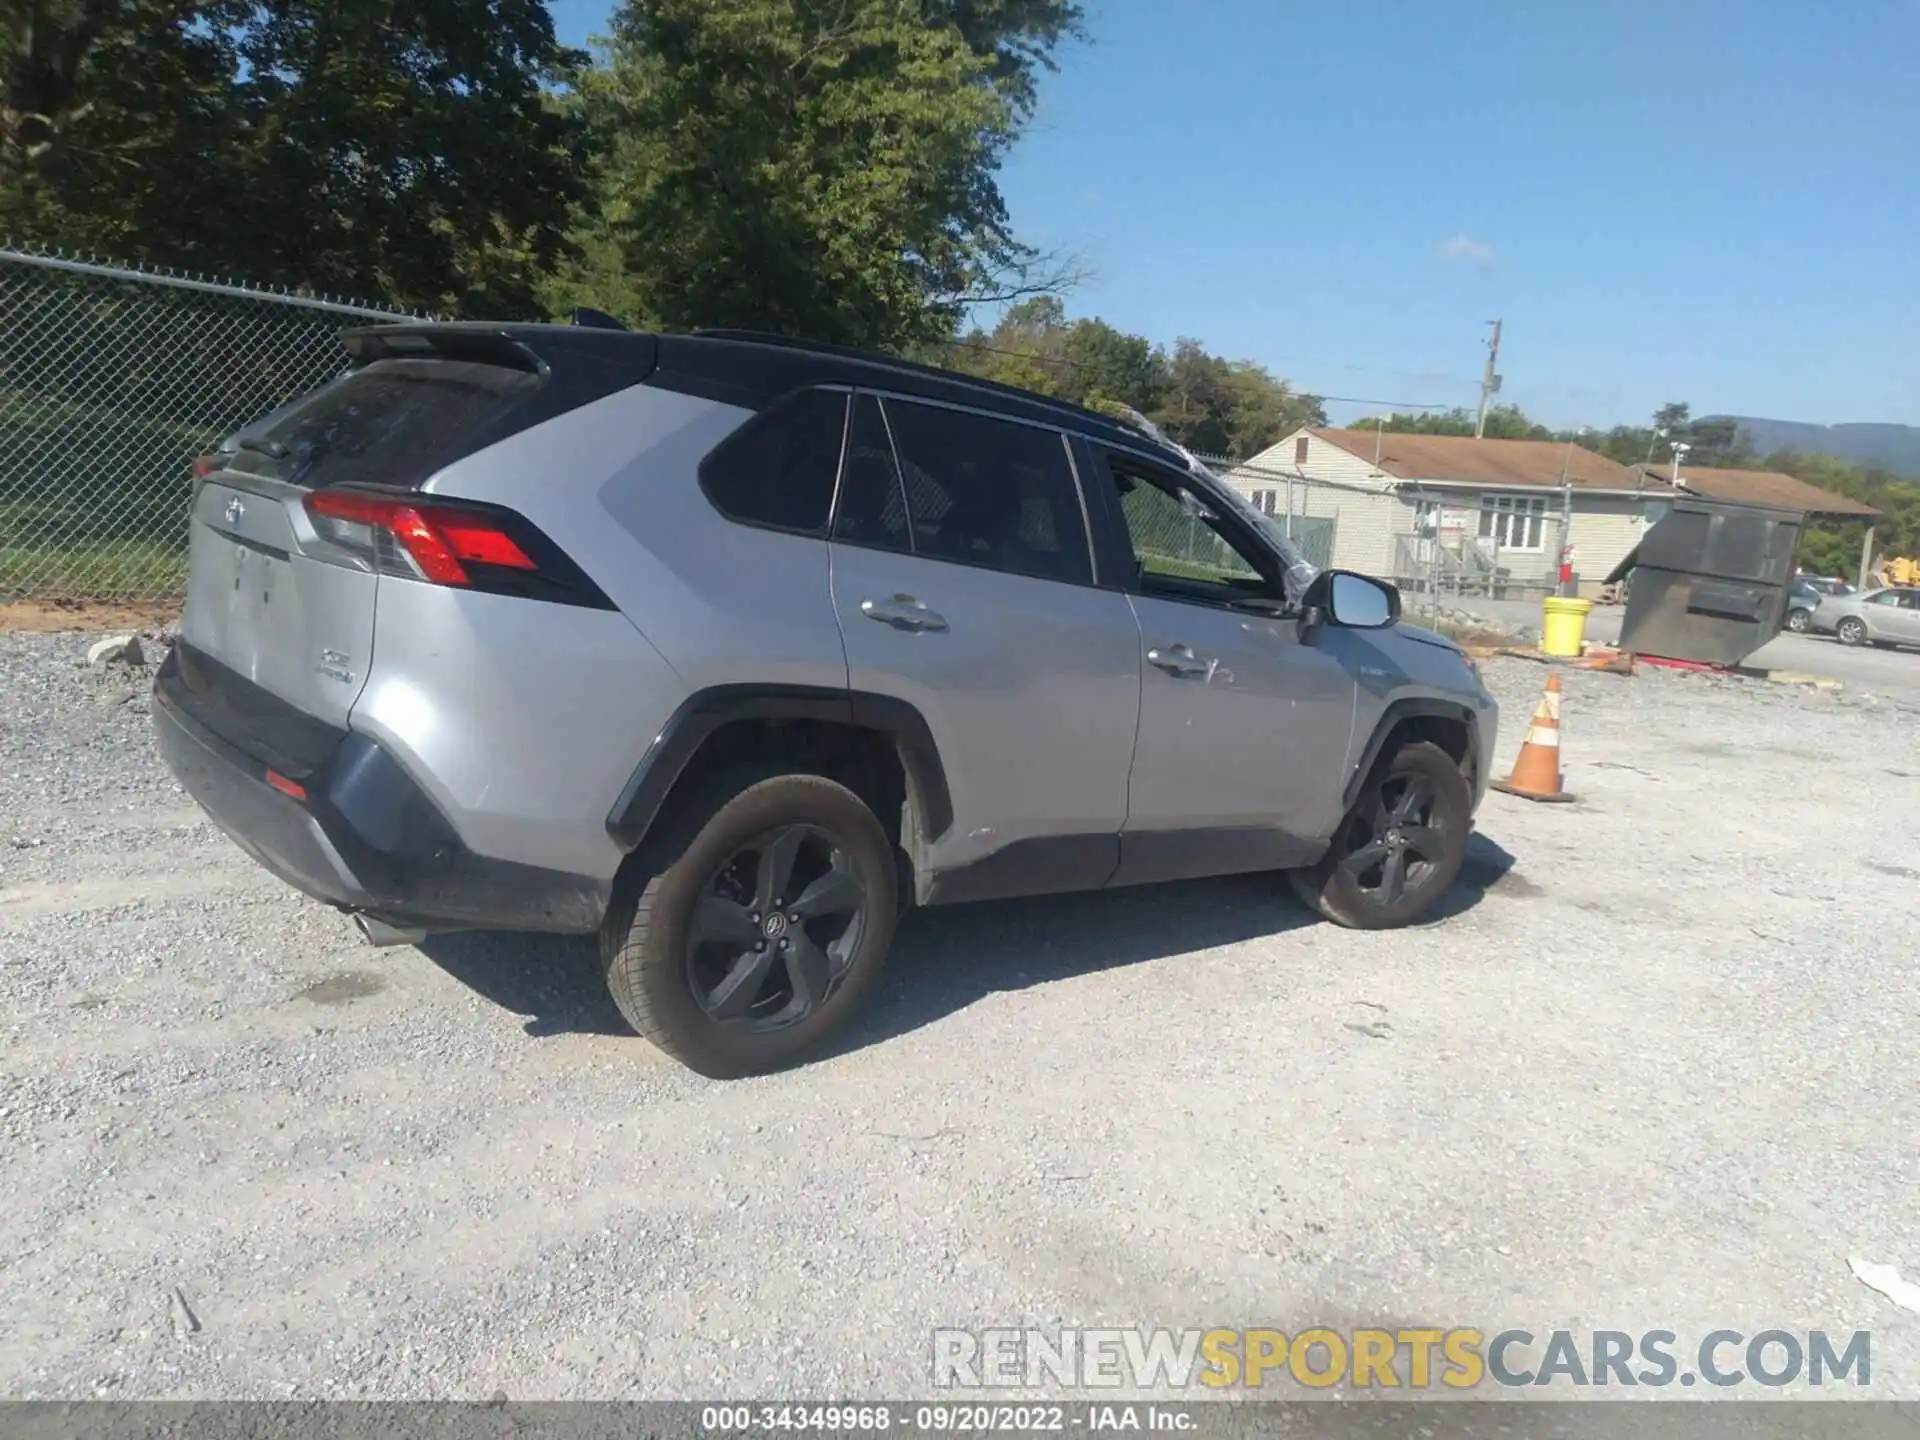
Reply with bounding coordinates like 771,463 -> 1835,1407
932,1327 -> 1872,1390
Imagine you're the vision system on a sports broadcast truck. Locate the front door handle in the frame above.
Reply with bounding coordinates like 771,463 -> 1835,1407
1147,644 -> 1211,678
861,595 -> 948,632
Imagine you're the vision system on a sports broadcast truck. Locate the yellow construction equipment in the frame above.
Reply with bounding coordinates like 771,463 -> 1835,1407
1882,556 -> 1920,587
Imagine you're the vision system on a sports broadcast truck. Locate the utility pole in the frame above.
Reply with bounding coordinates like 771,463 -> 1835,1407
1474,320 -> 1503,439
1557,428 -> 1590,597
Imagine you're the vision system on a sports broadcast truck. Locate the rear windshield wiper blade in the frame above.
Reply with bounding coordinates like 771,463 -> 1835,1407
232,437 -> 290,461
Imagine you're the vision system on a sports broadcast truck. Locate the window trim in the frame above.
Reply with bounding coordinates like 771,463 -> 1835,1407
1059,432 -> 1102,587
1478,492 -> 1549,553
822,389 -> 1101,591
696,383 -> 851,539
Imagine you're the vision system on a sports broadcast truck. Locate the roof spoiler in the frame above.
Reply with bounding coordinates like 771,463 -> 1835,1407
340,327 -> 546,374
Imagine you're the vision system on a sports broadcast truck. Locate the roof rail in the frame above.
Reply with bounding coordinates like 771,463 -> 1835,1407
688,328 -> 1177,450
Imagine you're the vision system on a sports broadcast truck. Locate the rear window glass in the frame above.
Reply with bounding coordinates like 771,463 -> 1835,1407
222,358 -> 545,490
699,388 -> 848,535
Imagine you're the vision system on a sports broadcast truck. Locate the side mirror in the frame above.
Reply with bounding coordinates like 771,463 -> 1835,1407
1302,570 -> 1401,630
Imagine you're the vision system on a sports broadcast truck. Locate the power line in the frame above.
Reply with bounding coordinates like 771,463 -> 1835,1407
1312,394 -> 1462,411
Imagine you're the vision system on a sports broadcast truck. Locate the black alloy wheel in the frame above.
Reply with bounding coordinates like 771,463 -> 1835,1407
1336,770 -> 1450,908
599,767 -> 899,1079
1289,740 -> 1472,930
687,825 -> 867,1032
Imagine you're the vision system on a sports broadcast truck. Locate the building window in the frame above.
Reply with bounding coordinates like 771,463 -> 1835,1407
1479,494 -> 1547,550
1249,488 -> 1279,515
1294,436 -> 1310,465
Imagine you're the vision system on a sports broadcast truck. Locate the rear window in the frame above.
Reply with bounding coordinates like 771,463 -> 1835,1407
222,358 -> 545,490
698,388 -> 848,535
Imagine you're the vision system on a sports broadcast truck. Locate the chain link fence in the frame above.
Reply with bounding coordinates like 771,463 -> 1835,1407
1194,454 -> 1338,573
0,247 -> 416,602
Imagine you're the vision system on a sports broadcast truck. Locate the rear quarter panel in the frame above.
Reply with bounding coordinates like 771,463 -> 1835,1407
401,381 -> 851,877
350,582 -> 684,881
425,383 -> 849,699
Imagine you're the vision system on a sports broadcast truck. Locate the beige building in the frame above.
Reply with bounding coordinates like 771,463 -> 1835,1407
1221,428 -> 1682,597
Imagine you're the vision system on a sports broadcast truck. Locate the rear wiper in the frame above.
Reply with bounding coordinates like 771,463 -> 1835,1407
232,436 -> 290,461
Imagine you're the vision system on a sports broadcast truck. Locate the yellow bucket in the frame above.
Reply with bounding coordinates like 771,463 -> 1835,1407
1541,596 -> 1593,657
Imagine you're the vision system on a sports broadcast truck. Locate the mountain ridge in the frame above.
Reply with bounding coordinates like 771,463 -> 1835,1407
1707,416 -> 1920,476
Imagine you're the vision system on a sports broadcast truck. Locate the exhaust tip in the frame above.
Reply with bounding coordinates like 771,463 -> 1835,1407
353,913 -> 428,948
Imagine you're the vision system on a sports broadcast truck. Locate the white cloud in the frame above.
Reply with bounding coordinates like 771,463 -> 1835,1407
1437,234 -> 1496,266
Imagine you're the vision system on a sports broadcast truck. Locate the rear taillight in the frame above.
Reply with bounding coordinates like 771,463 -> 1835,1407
300,489 -> 612,608
192,454 -> 226,477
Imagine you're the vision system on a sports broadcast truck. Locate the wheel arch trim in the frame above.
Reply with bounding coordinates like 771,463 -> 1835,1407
1343,698 -> 1481,810
605,684 -> 953,852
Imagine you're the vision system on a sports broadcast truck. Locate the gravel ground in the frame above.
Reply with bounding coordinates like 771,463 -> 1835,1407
2,629 -> 1918,1405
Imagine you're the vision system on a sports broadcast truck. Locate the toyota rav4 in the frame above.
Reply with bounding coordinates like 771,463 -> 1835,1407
153,322 -> 1499,1077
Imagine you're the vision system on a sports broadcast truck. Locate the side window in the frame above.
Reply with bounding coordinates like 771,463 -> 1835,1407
832,394 -> 912,554
1866,591 -> 1899,606
1105,454 -> 1271,606
880,400 -> 1092,586
699,388 -> 847,535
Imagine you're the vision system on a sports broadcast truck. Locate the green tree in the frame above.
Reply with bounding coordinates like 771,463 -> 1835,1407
1354,404 -> 1551,440
1628,403 -> 1754,469
1152,339 -> 1233,454
546,0 -> 1081,348
1062,317 -> 1167,414
1762,449 -> 1920,578
930,304 -> 1320,455
1,0 -> 587,316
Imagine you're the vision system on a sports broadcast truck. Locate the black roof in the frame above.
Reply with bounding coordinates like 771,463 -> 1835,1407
341,321 -> 1183,464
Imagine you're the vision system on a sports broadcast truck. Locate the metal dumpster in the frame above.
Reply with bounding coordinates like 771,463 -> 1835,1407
1605,497 -> 1804,666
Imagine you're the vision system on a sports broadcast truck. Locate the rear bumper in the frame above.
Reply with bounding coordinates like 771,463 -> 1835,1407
153,643 -> 608,934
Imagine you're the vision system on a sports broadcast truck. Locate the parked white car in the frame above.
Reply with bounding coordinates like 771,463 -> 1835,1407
1813,587 -> 1920,649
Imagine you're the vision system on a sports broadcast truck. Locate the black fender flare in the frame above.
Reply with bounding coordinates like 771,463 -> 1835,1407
604,684 -> 953,852
1342,698 -> 1482,810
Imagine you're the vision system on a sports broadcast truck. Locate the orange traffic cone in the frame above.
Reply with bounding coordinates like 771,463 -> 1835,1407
1491,673 -> 1576,803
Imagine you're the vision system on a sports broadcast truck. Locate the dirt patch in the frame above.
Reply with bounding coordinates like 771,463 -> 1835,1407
296,971 -> 388,1005
1487,869 -> 1545,898
0,599 -> 181,634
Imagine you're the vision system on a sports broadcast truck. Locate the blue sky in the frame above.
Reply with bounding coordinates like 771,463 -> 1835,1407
547,0 -> 1920,429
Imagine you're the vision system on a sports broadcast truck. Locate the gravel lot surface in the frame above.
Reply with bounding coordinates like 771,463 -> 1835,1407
1435,595 -> 1920,707
2,628 -> 1917,1406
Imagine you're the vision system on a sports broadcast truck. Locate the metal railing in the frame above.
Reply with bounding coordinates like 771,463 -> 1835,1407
0,246 -> 416,601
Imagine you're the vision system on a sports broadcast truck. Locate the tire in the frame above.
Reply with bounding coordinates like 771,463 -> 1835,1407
1289,741 -> 1472,930
1837,617 -> 1867,646
600,765 -> 898,1078
1785,608 -> 1812,634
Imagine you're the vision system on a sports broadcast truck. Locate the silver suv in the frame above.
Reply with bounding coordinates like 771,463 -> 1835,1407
153,322 -> 1499,1077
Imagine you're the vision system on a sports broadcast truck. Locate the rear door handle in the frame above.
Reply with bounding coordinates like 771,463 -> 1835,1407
861,595 -> 948,632
1147,645 -> 1211,678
